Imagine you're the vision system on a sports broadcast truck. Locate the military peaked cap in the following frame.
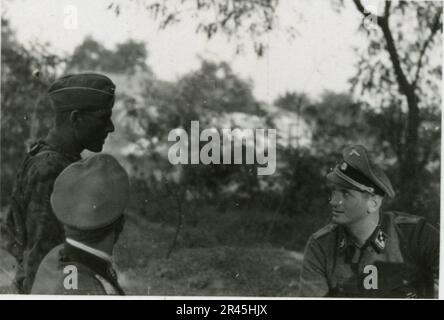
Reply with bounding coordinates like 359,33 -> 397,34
327,145 -> 395,198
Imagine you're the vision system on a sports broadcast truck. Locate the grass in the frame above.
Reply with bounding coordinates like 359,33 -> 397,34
1,206 -> 319,296
114,209 -> 309,296
117,246 -> 303,296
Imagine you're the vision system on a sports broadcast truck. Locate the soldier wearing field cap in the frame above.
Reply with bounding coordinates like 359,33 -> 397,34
299,145 -> 439,298
1,73 -> 116,293
31,153 -> 129,295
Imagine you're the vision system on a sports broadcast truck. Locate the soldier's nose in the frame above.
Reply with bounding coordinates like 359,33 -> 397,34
329,193 -> 343,206
106,120 -> 115,133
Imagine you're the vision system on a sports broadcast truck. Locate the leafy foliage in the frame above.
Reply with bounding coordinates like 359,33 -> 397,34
350,0 -> 442,213
67,36 -> 151,74
1,0 -> 441,251
1,18 -> 63,207
108,0 -> 279,55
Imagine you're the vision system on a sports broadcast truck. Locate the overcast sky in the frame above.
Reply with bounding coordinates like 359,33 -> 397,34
2,0 -> 370,103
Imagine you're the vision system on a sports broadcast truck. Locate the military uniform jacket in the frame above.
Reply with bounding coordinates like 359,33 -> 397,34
298,211 -> 439,298
31,243 -> 125,295
0,135 -> 81,293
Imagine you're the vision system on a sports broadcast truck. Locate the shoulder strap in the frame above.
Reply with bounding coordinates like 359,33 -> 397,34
393,211 -> 424,224
22,142 -> 61,171
313,223 -> 338,240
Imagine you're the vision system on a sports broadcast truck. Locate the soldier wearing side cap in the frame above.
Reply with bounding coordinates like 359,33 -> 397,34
0,73 -> 116,293
298,145 -> 439,298
31,153 -> 128,295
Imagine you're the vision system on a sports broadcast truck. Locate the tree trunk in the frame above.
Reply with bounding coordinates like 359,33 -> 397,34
397,94 -> 421,212
353,0 -> 425,212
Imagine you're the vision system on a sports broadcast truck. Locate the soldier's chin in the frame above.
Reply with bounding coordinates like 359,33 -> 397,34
86,142 -> 104,152
331,214 -> 345,224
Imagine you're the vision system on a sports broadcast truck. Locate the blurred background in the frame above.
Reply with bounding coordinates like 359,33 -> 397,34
0,0 -> 441,295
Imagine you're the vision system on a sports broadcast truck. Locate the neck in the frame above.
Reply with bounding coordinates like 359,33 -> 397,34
346,212 -> 380,246
46,128 -> 83,156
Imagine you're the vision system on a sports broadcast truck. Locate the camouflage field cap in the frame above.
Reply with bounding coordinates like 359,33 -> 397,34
48,72 -> 115,112
51,154 -> 129,230
326,145 -> 395,198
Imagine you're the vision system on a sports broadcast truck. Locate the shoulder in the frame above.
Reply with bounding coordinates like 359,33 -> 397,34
60,263 -> 108,295
31,244 -> 65,294
386,211 -> 425,225
312,223 -> 338,240
32,254 -> 107,295
27,149 -> 71,182
385,211 -> 438,243
303,224 -> 339,262
384,211 -> 425,237
385,212 -> 439,267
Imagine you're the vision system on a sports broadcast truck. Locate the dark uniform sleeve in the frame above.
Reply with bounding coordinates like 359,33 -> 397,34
20,153 -> 67,293
416,221 -> 440,298
298,236 -> 329,297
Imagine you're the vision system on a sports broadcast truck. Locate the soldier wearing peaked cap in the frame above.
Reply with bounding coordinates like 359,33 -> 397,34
31,153 -> 129,295
298,145 -> 439,298
0,73 -> 117,293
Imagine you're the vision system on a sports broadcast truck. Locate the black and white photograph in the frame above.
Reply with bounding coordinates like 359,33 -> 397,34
0,0 -> 441,300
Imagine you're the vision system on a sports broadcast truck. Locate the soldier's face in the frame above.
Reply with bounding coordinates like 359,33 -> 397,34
113,215 -> 126,244
329,186 -> 370,226
74,109 -> 115,152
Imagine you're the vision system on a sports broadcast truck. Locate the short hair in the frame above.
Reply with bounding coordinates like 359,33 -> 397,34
54,110 -> 72,127
63,216 -> 124,244
359,191 -> 384,201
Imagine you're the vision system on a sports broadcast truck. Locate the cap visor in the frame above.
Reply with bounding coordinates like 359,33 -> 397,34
326,171 -> 360,191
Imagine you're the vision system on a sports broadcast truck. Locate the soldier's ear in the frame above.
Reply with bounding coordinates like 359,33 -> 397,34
374,195 -> 383,209
69,110 -> 82,127
367,195 -> 382,213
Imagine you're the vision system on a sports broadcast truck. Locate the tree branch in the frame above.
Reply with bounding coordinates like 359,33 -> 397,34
353,0 -> 367,15
353,1 -> 411,94
384,0 -> 391,20
412,10 -> 442,88
379,2 -> 413,98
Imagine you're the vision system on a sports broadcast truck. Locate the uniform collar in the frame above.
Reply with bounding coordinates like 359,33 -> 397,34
365,224 -> 387,253
337,227 -> 360,254
61,240 -> 124,294
338,215 -> 388,254
66,238 -> 112,264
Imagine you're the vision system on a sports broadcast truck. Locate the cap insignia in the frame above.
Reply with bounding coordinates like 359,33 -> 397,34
349,149 -> 361,157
